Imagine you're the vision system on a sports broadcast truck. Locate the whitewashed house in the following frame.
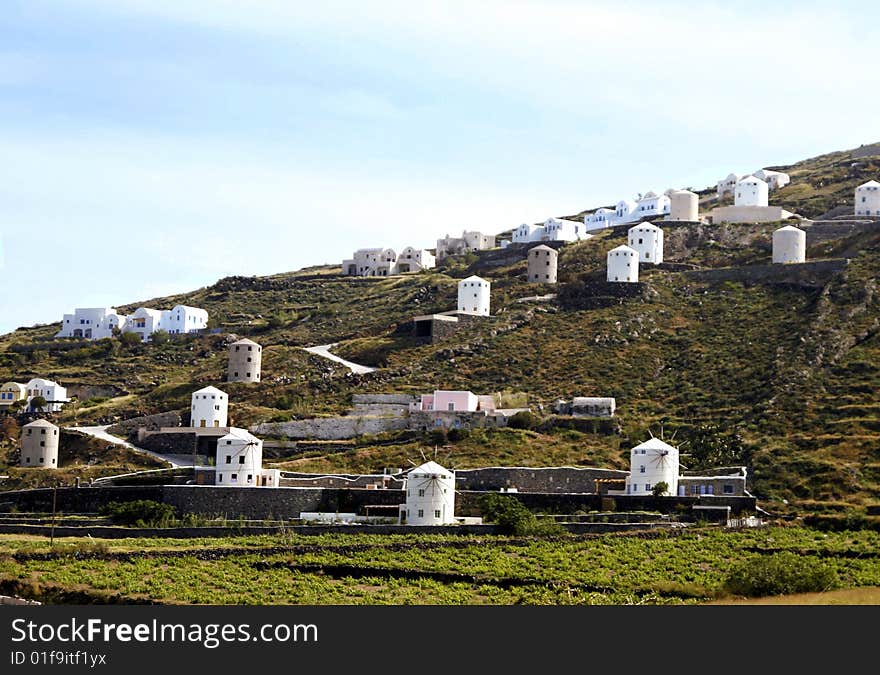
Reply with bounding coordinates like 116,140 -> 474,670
457,275 -> 490,316
214,428 -> 279,487
735,175 -> 769,207
396,247 -> 435,273
399,460 -> 456,525
190,385 -> 229,428
628,223 -> 664,264
342,248 -> 399,276
855,180 -> 880,216
614,199 -> 638,224
25,378 -> 69,413
753,169 -> 791,191
0,382 -> 26,409
542,217 -> 586,242
606,245 -> 639,283
55,308 -> 126,340
164,305 -> 208,335
512,223 -> 544,244
125,307 -> 165,340
772,225 -> 806,264
20,419 -> 60,469
635,191 -> 671,218
625,437 -> 679,496
584,207 -> 615,231
717,173 -> 745,198
436,231 -> 495,259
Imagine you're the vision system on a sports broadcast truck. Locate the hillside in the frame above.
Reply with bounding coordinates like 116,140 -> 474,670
2,142 -> 879,514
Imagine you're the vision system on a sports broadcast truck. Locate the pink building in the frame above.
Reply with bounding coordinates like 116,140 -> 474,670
411,390 -> 479,412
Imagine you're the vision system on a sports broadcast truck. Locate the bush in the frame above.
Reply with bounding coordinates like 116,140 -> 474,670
723,552 -> 840,598
478,493 -> 563,536
507,410 -> 539,430
99,500 -> 177,527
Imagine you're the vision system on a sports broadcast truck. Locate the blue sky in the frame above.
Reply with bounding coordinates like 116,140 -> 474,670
1,0 -> 878,335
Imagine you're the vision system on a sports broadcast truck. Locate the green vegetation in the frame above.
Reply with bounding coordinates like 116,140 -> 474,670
723,551 -> 840,598
478,493 -> 563,535
0,526 -> 877,604
99,500 -> 177,527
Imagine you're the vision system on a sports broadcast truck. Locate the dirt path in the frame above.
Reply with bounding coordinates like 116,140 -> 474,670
302,344 -> 376,374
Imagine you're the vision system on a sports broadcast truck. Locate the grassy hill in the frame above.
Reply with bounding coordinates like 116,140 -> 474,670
2,142 -> 879,513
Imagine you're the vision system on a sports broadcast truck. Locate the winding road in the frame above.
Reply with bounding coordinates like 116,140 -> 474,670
302,344 -> 376,375
65,425 -> 192,468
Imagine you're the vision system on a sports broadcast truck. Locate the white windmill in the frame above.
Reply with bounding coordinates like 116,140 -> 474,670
625,432 -> 680,497
400,448 -> 457,525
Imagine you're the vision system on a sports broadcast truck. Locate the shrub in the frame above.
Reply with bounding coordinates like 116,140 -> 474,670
507,410 -> 539,430
723,552 -> 840,598
652,481 -> 669,497
99,500 -> 177,527
446,427 -> 469,442
478,493 -> 563,536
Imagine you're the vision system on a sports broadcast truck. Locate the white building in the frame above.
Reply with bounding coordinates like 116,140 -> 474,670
634,191 -> 671,219
214,428 -> 279,487
668,190 -> 699,222
734,176 -> 769,207
772,225 -> 807,264
753,169 -> 791,191
0,382 -> 26,409
25,378 -> 69,413
614,199 -> 638,224
717,173 -> 745,198
20,419 -> 60,469
625,437 -> 679,497
606,245 -> 639,283
628,223 -> 664,264
457,275 -> 490,316
542,217 -> 586,242
400,460 -> 456,525
584,207 -> 615,231
411,390 -> 480,413
164,305 -> 208,335
512,223 -> 544,244
55,308 -> 126,340
190,386 -> 229,428
436,231 -> 495,259
342,248 -> 398,276
855,180 -> 880,216
396,247 -> 436,273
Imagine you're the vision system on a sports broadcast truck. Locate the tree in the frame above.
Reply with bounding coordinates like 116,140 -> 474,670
478,493 -> 563,536
652,481 -> 669,497
29,396 -> 48,413
684,424 -> 747,470
119,331 -> 142,348
507,410 -> 539,430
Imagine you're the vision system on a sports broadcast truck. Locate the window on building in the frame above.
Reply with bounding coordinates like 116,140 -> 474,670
234,372 -> 239,377
447,402 -> 455,411
239,456 -> 245,464
418,509 -> 424,518
434,510 -> 441,519
723,484 -> 734,494
25,457 -> 30,464
418,489 -> 425,497
40,441 -> 45,447
639,465 -> 645,473
226,455 -> 232,464
40,457 -> 44,463
645,484 -> 651,491
231,473 -> 237,481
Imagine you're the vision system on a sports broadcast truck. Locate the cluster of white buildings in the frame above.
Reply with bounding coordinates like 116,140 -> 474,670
717,169 -> 790,197
584,189 -> 700,232
606,221 -> 665,283
0,378 -> 69,413
342,246 -> 436,277
436,231 -> 496,259
55,305 -> 208,342
707,174 -> 795,225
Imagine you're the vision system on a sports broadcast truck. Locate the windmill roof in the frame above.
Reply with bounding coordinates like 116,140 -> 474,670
631,438 -> 678,452
858,180 -> 880,188
529,244 -> 557,252
461,275 -> 488,283
23,419 -> 58,429
218,428 -> 260,444
230,338 -> 261,346
193,386 -> 227,396
409,460 -> 452,476
775,225 -> 804,233
609,244 -> 638,253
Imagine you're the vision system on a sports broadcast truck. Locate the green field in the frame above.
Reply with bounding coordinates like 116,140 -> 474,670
2,525 -> 878,605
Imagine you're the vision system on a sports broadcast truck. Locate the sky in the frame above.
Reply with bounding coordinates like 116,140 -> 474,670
1,0 -> 878,335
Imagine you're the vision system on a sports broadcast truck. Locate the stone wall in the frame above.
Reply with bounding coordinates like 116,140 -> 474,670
65,384 -> 127,402
454,467 -> 629,493
682,258 -> 847,288
557,278 -> 647,310
107,412 -> 183,438
251,415 -> 410,440
350,393 -> 414,417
